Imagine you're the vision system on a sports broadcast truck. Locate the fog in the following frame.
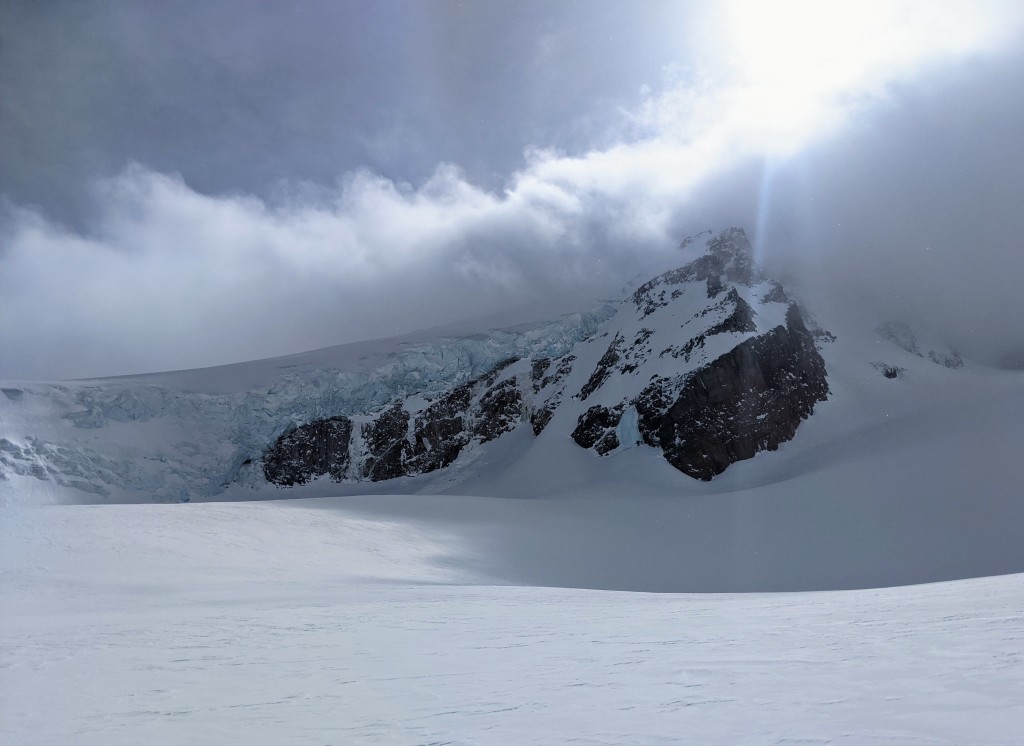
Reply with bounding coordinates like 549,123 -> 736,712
2,0 -> 1022,379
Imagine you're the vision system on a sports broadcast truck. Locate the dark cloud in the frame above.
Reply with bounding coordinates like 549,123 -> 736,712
1,1 -> 1022,379
0,0 -> 689,225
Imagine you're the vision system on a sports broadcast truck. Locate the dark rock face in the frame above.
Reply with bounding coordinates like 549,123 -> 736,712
571,405 -> 623,455
761,282 -> 789,304
705,289 -> 756,336
531,358 -> 552,390
658,288 -> 757,364
811,328 -> 837,348
706,274 -> 725,298
262,359 -> 526,485
873,363 -> 906,379
361,403 -> 411,481
636,305 -> 828,480
406,385 -> 473,474
474,378 -> 523,443
579,334 -> 623,400
538,354 -> 575,392
530,353 -> 577,435
263,416 -> 353,486
530,406 -> 554,435
632,227 -> 757,317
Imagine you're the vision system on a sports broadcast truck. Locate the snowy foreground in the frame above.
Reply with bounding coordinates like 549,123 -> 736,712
3,497 -> 1023,744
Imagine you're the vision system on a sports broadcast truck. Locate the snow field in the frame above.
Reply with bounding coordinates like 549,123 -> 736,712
3,497 -> 1023,744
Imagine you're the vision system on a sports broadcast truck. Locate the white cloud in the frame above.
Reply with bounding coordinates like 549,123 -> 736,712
1,0 -> 1021,378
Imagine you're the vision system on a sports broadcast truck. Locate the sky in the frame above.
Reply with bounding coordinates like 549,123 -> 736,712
2,0 -> 1023,379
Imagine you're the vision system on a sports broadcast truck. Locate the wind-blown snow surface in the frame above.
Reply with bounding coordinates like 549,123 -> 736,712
2,498 -> 1023,745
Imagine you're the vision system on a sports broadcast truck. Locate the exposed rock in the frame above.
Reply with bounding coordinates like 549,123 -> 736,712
579,334 -> 624,400
571,405 -> 623,455
761,282 -> 789,304
530,358 -> 552,391
260,359 -> 528,484
361,403 -> 410,481
474,377 -> 523,443
657,305 -> 827,479
705,289 -> 756,336
263,416 -> 353,486
633,228 -> 758,318
658,289 -> 756,364
873,362 -> 906,379
531,354 -> 578,435
631,305 -> 829,480
530,406 -> 555,435
539,355 -> 575,391
621,328 -> 655,374
407,384 -> 473,473
811,328 -> 837,348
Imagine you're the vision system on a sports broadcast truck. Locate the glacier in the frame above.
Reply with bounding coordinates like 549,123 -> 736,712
0,306 -> 614,503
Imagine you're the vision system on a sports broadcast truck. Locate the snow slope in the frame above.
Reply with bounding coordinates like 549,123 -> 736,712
3,498 -> 1023,744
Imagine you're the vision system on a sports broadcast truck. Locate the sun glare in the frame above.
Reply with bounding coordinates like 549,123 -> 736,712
716,0 -> 1015,153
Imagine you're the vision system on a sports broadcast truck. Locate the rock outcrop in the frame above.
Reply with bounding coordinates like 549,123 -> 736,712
262,359 -> 526,486
263,416 -> 353,486
636,304 -> 828,480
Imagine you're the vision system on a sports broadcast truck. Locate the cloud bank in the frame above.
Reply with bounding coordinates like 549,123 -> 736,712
1,1 -> 1022,378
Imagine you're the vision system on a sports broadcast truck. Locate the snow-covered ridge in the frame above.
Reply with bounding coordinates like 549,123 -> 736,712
248,227 -> 831,489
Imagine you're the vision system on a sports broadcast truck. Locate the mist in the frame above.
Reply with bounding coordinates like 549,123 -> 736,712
2,0 -> 1022,379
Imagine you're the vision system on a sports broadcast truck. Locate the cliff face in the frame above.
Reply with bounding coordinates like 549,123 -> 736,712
635,305 -> 828,480
262,416 -> 352,486
260,228 -> 831,487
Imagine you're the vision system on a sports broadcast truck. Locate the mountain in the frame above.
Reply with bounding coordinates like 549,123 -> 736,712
261,228 -> 828,486
0,227 -> 1019,510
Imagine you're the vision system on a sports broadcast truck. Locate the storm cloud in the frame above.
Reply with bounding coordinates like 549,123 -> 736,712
1,0 -> 1022,379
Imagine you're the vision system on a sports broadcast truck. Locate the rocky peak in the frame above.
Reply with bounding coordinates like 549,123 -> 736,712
258,227 -> 830,487
706,226 -> 756,284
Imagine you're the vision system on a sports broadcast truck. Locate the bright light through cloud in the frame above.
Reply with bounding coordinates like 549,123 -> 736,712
713,0 -> 1021,154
